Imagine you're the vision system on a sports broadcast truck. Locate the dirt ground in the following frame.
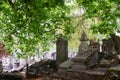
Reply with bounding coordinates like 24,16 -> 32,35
27,78 -> 46,80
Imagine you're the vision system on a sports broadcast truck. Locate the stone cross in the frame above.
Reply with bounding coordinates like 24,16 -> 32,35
56,37 -> 68,65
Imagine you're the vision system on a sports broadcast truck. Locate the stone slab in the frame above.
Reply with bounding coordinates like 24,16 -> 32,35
59,60 -> 73,69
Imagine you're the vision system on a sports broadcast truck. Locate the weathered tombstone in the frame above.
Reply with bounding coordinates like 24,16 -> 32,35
56,37 -> 68,65
9,57 -> 13,70
78,31 -> 89,54
43,52 -> 48,59
99,38 -> 119,68
36,45 -> 41,61
72,31 -> 90,63
51,52 -> 56,60
102,38 -> 117,55
111,34 -> 120,53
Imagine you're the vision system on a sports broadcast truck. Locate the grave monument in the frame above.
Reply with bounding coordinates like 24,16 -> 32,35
56,37 -> 68,65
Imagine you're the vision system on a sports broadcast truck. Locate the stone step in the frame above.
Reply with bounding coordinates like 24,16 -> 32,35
85,68 -> 108,75
71,65 -> 87,72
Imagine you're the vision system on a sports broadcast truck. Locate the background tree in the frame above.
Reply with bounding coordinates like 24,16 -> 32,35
77,0 -> 120,34
77,0 -> 120,52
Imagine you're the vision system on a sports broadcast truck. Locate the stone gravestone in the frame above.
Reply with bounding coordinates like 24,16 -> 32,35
78,31 -> 89,54
99,38 -> 118,68
56,37 -> 68,65
51,52 -> 56,60
72,31 -> 90,63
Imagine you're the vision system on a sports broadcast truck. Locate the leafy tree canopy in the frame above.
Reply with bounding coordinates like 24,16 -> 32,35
0,0 -> 74,57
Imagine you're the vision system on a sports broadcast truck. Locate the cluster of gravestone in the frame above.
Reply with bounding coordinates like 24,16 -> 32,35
13,31 -> 120,80
52,32 -> 120,80
25,31 -> 120,80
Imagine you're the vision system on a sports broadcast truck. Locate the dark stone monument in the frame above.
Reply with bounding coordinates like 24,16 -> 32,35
99,38 -> 119,68
56,37 -> 68,65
